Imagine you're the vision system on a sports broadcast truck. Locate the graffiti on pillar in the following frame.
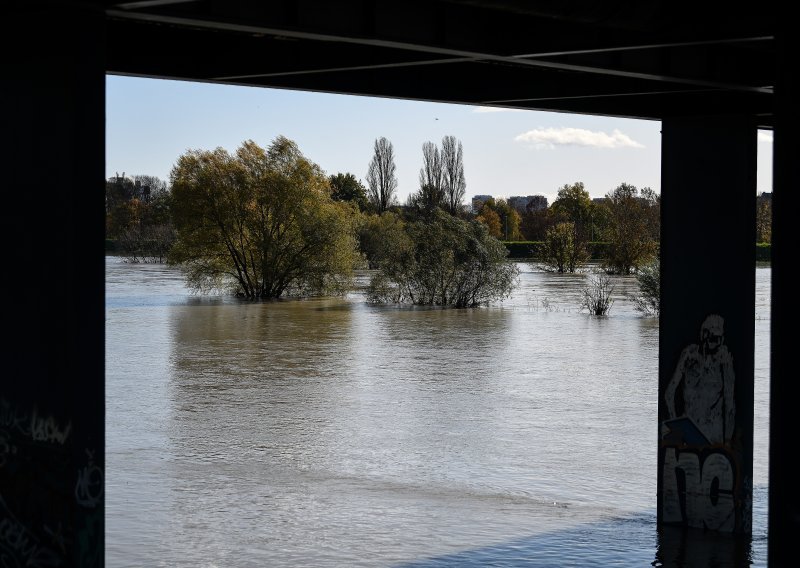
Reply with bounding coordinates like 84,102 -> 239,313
0,398 -> 70,567
0,398 -> 102,566
660,314 -> 742,531
661,448 -> 736,531
664,314 -> 735,446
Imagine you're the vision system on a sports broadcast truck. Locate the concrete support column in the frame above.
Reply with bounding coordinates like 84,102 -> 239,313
658,116 -> 756,535
768,16 -> 799,568
1,3 -> 106,566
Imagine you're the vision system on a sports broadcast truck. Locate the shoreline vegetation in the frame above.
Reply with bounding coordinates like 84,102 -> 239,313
106,136 -> 771,308
105,239 -> 773,263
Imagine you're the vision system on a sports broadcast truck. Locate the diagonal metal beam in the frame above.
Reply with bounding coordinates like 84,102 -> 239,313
106,9 -> 772,94
213,57 -> 472,81
510,36 -> 773,59
113,1 -> 202,9
482,88 -> 724,105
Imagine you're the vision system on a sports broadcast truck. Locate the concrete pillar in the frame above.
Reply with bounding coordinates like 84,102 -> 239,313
658,115 -> 756,535
1,4 -> 105,566
768,16 -> 799,568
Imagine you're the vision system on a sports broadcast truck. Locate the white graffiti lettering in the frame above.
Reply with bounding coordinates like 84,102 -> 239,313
0,399 -> 72,448
700,453 -> 735,531
0,495 -> 62,568
662,449 -> 736,531
74,449 -> 103,509
29,409 -> 71,446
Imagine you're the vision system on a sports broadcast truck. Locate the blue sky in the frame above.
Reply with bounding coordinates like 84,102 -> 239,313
106,75 -> 774,205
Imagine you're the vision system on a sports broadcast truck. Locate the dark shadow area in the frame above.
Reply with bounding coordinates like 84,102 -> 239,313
394,511 -> 765,568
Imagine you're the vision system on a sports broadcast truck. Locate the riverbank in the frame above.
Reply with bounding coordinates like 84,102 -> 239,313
502,241 -> 771,262
105,238 -> 773,262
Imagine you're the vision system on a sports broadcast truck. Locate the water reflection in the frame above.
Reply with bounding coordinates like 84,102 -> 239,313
654,525 -> 754,568
105,257 -> 770,567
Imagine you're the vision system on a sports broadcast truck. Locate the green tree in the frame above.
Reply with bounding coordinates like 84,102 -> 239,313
107,198 -> 141,238
632,257 -> 660,316
330,172 -> 368,211
132,174 -> 168,203
540,221 -> 589,273
476,198 -> 521,240
106,173 -> 136,216
366,137 -> 398,213
493,198 -> 522,240
139,183 -> 173,228
475,201 -> 502,238
168,137 -> 359,299
756,196 -> 772,243
640,186 -> 661,242
367,208 -> 519,307
550,182 -> 593,241
356,210 -> 407,269
602,182 -> 659,274
520,207 -> 556,241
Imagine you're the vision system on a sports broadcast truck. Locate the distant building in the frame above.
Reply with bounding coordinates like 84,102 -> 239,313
758,191 -> 772,202
508,195 -> 548,213
472,194 -> 493,213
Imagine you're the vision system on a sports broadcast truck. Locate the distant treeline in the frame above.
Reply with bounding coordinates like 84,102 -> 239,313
503,241 -> 771,262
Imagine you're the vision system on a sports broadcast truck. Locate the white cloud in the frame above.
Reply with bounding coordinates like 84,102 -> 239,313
472,106 -> 526,113
758,131 -> 773,143
514,126 -> 644,149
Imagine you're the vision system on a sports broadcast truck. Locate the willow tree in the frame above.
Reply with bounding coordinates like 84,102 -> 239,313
550,181 -> 594,242
540,221 -> 589,273
168,137 -> 359,299
366,208 -> 519,307
601,182 -> 659,274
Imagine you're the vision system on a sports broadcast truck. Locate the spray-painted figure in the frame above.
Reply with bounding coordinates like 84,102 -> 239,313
665,314 -> 735,446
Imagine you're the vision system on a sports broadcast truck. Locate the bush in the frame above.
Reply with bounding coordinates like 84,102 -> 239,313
632,258 -> 660,316
118,224 -> 176,263
367,208 -> 519,307
580,271 -> 615,315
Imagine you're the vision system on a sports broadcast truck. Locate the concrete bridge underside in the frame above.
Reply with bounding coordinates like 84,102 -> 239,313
2,1 -> 796,565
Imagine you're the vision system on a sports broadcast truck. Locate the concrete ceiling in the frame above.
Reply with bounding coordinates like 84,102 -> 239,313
105,1 -> 775,126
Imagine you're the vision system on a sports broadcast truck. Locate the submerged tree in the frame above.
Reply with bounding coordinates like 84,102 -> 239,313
367,208 -> 519,307
357,210 -> 408,269
756,195 -> 772,243
550,182 -> 594,242
168,137 -> 359,299
601,182 -> 659,274
632,257 -> 660,316
540,221 -> 589,273
580,271 -> 615,316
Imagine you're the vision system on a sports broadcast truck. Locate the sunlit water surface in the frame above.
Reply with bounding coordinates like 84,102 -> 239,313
106,257 -> 770,567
